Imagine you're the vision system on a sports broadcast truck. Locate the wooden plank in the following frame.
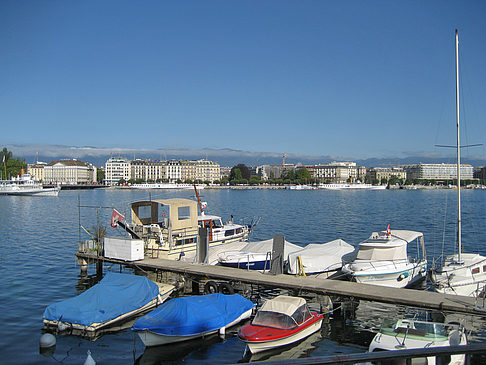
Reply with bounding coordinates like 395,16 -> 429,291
76,252 -> 483,314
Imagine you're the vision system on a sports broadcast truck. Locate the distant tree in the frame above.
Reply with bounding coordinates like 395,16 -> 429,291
295,168 -> 311,183
1,147 -> 25,179
380,177 -> 388,185
230,164 -> 250,181
97,169 -> 105,183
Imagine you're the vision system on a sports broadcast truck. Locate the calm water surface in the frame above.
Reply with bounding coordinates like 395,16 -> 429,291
1,188 -> 486,364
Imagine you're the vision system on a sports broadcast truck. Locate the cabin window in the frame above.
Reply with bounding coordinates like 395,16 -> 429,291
137,206 -> 152,221
236,228 -> 243,234
178,206 -> 191,220
472,267 -> 480,274
225,229 -> 235,237
175,237 -> 195,246
483,265 -> 486,272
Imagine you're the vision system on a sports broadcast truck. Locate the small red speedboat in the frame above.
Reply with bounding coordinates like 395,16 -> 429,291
238,295 -> 323,354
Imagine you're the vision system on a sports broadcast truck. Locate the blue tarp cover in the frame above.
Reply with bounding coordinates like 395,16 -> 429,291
132,293 -> 255,336
43,272 -> 160,326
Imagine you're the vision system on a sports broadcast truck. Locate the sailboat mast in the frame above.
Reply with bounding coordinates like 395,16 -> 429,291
455,29 -> 462,261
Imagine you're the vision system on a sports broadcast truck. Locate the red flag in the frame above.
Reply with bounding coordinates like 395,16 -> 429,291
386,224 -> 391,236
111,209 -> 125,228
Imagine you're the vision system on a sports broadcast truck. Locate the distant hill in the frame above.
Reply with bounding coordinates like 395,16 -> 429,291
5,144 -> 486,168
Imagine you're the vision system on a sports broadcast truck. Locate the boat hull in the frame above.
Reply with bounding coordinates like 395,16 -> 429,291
137,308 -> 252,347
343,261 -> 427,288
241,316 -> 323,354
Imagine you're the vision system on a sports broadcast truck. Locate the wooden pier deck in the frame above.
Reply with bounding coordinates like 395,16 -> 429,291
76,252 -> 486,315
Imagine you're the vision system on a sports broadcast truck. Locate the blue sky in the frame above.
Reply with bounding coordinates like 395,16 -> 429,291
1,1 -> 486,160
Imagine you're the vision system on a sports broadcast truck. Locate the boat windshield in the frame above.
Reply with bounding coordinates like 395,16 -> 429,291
380,319 -> 448,339
252,305 -> 312,329
252,311 -> 297,329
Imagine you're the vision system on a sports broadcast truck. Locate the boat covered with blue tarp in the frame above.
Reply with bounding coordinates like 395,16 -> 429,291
133,293 -> 255,346
43,272 -> 174,333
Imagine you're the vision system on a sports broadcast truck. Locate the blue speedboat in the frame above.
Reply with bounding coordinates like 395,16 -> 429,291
132,293 -> 255,346
43,272 -> 174,334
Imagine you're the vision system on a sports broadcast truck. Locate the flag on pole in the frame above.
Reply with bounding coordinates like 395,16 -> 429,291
386,224 -> 391,237
111,209 -> 125,228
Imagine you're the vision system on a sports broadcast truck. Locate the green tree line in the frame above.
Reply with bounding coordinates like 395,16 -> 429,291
0,147 -> 26,180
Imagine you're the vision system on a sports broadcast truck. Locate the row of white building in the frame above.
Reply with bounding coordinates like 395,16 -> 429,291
104,157 -> 221,185
26,157 -> 477,186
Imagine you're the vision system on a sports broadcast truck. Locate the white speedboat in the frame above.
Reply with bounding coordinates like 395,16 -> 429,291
0,174 -> 60,196
318,183 -> 386,190
341,228 -> 427,288
430,30 -> 486,298
369,318 -> 467,365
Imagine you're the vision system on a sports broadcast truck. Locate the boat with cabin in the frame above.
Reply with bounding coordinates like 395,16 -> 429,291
429,30 -> 486,298
369,317 -> 467,365
341,228 -> 427,288
106,198 -> 250,260
133,293 -> 255,346
0,173 -> 60,196
238,295 -> 323,354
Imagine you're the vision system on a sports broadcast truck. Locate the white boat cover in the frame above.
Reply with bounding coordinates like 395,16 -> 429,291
287,239 -> 354,275
239,239 -> 301,256
260,296 -> 307,317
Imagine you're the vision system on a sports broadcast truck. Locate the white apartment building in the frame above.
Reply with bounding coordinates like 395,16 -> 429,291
105,157 -> 130,185
44,159 -> 97,184
105,158 -> 220,184
313,162 -> 366,183
405,163 -> 474,181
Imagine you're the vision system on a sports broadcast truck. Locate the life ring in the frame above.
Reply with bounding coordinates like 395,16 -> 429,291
204,280 -> 218,294
218,282 -> 235,295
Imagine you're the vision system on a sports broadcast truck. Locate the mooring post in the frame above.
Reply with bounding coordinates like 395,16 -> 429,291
198,227 -> 209,264
270,235 -> 285,275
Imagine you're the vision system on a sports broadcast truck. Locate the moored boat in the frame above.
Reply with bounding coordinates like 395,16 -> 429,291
286,239 -> 355,276
43,272 -> 174,334
341,228 -> 427,288
217,238 -> 301,271
105,197 -> 250,261
238,295 -> 323,354
429,30 -> 486,298
133,293 -> 255,346
369,318 -> 467,365
0,173 -> 60,196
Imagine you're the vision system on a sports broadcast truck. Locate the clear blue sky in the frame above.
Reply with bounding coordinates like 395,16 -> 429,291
1,0 -> 486,160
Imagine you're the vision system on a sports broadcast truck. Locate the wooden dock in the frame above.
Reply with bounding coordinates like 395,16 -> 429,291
76,252 -> 486,315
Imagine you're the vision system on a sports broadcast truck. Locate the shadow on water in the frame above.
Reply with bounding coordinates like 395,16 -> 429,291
135,334 -> 224,365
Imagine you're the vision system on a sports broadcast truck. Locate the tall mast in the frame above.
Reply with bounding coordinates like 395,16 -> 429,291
455,29 -> 462,261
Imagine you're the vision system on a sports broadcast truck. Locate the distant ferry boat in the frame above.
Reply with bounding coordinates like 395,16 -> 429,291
0,174 -> 60,197
131,182 -> 205,190
318,183 -> 386,190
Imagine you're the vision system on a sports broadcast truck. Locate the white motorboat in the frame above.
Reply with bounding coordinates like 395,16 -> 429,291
430,30 -> 486,298
286,239 -> 355,276
217,238 -> 301,271
318,183 -> 386,190
341,228 -> 427,288
0,174 -> 60,196
369,318 -> 467,365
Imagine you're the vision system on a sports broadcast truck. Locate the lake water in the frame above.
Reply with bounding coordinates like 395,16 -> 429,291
1,188 -> 486,364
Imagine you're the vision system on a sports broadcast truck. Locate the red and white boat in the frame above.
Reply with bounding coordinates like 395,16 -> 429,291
238,295 -> 323,354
